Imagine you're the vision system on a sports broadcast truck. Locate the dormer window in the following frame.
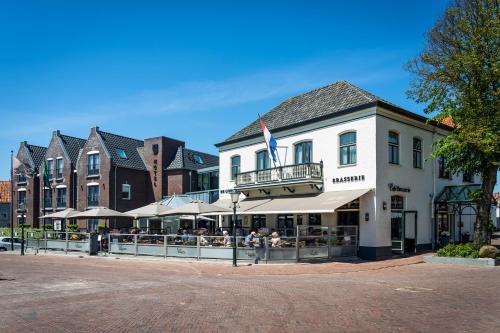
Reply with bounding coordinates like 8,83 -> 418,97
193,154 -> 204,164
115,148 -> 127,159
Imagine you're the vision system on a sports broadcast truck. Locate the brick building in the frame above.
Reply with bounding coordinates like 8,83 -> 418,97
12,127 -> 218,230
12,142 -> 47,228
0,181 -> 11,227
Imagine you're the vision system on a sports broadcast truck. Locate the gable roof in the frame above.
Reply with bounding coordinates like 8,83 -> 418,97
0,181 -> 11,203
59,134 -> 86,165
26,144 -> 47,169
97,130 -> 147,171
166,146 -> 219,171
216,80 -> 449,147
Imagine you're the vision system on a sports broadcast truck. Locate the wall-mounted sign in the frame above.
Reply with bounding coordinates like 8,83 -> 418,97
388,183 -> 410,192
332,175 -> 365,184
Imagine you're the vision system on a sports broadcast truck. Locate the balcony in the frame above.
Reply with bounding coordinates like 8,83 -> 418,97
235,162 -> 323,189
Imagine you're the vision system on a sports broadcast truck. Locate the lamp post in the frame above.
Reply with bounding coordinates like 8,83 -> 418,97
229,190 -> 241,267
18,202 -> 26,256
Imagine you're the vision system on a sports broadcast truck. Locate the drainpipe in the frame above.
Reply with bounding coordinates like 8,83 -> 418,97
114,165 -> 117,230
431,128 -> 437,250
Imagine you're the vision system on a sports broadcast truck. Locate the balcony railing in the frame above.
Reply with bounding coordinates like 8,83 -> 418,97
235,162 -> 323,187
186,189 -> 219,204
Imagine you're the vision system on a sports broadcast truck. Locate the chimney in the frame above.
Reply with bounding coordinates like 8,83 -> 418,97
52,130 -> 60,137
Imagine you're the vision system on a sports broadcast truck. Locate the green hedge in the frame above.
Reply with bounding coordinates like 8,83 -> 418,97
436,243 -> 481,258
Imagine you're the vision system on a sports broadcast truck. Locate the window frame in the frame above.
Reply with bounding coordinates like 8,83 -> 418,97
87,185 -> 99,208
56,158 -> 64,179
339,131 -> 357,166
388,131 -> 400,165
294,140 -> 313,165
412,137 -> 423,169
87,153 -> 100,176
438,156 -> 451,179
121,184 -> 131,200
56,188 -> 67,208
391,195 -> 405,210
230,155 -> 241,181
256,150 -> 271,170
47,159 -> 54,179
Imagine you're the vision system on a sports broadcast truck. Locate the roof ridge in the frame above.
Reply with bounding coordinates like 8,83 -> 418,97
59,134 -> 87,142
184,147 -> 218,158
98,130 -> 144,145
27,144 -> 48,149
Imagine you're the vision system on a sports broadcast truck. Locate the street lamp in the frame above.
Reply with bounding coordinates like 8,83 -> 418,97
229,190 -> 241,267
18,202 -> 26,256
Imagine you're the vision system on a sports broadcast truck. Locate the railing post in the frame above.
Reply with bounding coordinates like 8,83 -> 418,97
327,226 -> 332,259
44,231 -> 47,253
108,233 -> 111,255
87,233 -> 91,255
134,234 -> 138,256
197,236 -> 200,260
164,235 -> 167,259
264,237 -> 269,263
65,232 -> 69,254
295,227 -> 300,263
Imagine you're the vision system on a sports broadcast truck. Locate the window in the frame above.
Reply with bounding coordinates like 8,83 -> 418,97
231,156 -> 240,180
294,141 -> 312,164
197,171 -> 218,191
308,214 -> 322,226
438,157 -> 450,179
88,154 -> 100,176
256,150 -> 271,170
18,173 -> 26,183
339,132 -> 357,165
193,154 -> 204,164
17,191 -> 26,210
412,138 -> 422,169
115,148 -> 127,159
252,215 -> 267,230
121,184 -> 131,200
44,189 -> 52,207
391,195 -> 404,210
463,172 -> 473,182
87,185 -> 99,207
57,188 -> 66,208
388,131 -> 399,164
56,158 -> 63,178
47,159 -> 54,179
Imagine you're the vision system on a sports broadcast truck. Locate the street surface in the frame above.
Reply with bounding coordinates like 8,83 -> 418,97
0,253 -> 499,333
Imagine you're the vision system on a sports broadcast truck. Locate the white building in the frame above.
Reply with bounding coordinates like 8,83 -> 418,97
214,81 -> 482,260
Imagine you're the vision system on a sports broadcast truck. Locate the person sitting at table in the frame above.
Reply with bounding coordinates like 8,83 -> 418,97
181,229 -> 189,242
199,230 -> 209,246
244,231 -> 257,247
223,230 -> 231,247
270,231 -> 281,247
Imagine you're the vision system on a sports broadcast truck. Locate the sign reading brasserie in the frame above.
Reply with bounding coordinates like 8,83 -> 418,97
388,183 -> 410,192
332,175 -> 365,184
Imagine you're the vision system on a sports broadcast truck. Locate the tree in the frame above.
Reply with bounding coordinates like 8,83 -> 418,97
407,0 -> 499,244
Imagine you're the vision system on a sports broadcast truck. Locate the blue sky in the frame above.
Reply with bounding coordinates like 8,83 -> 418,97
0,1 -> 498,191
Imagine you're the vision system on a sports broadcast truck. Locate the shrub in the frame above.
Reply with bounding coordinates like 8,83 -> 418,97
479,245 -> 499,259
43,224 -> 53,230
66,224 -> 79,232
436,243 -> 481,258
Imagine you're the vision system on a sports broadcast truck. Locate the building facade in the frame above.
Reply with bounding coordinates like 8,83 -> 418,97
215,81 -> 479,260
12,142 -> 47,228
0,181 -> 11,227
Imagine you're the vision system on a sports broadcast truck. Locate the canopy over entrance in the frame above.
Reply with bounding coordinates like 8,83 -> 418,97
212,189 -> 371,215
434,184 -> 482,204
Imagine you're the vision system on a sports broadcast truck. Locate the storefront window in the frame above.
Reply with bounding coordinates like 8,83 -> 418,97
339,132 -> 356,165
308,214 -> 321,226
252,215 -> 266,231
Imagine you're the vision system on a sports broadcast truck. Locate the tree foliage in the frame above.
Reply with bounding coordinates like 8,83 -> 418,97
407,0 -> 499,244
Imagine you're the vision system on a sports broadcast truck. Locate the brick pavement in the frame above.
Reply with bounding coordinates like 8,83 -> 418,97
0,253 -> 499,333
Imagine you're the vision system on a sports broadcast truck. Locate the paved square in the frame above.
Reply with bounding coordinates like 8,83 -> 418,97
0,253 -> 499,333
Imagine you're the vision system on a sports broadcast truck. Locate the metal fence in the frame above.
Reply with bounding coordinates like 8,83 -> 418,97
3,226 -> 358,262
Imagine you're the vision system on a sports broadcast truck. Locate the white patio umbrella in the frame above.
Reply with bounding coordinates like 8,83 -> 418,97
39,208 -> 80,219
160,200 -> 231,230
70,207 -> 132,230
125,202 -> 171,219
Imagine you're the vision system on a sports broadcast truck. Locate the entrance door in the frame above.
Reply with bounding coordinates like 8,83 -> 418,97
403,211 -> 417,254
391,211 -> 404,253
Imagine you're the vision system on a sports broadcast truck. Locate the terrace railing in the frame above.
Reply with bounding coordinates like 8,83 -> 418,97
235,162 -> 323,187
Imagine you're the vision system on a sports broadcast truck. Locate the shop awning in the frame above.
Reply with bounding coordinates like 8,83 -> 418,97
211,198 -> 273,215
212,189 -> 371,215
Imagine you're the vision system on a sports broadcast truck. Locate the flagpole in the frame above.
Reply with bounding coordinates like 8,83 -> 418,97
10,150 -> 14,251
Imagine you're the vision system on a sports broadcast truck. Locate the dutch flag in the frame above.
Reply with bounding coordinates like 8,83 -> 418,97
259,115 -> 278,163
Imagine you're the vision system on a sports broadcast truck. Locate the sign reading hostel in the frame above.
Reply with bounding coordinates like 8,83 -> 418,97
332,175 -> 365,184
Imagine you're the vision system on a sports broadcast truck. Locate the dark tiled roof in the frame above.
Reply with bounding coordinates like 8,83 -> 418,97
0,181 -> 11,203
27,144 -> 47,169
98,131 -> 147,171
166,147 -> 219,171
217,80 -> 401,146
59,134 -> 86,165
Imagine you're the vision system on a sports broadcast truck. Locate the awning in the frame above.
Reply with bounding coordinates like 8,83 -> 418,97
211,189 -> 371,215
211,198 -> 272,215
